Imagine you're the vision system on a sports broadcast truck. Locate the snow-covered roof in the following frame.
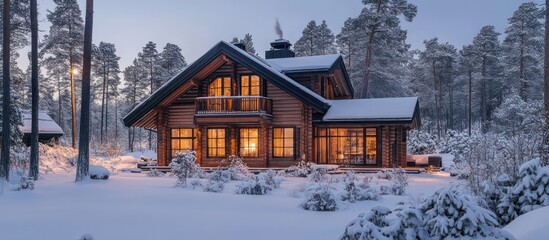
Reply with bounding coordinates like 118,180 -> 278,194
265,54 -> 341,73
19,110 -> 64,135
323,97 -> 419,122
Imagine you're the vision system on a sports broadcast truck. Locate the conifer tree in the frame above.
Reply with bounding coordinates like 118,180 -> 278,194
159,43 -> 186,83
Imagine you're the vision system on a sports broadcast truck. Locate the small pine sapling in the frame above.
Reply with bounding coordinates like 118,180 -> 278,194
227,155 -> 251,181
169,151 -> 200,187
340,206 -> 394,240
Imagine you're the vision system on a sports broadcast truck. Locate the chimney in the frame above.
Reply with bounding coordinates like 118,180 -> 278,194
265,39 -> 295,59
233,42 -> 247,51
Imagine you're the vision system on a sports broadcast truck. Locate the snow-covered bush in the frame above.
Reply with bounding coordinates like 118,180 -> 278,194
79,234 -> 94,240
147,168 -> 164,177
203,179 -> 224,193
341,171 -> 380,202
209,169 -> 231,183
439,129 -> 471,162
235,170 -> 284,195
226,155 -> 251,181
190,179 -> 202,189
420,187 -> 513,239
89,165 -> 110,180
285,160 -> 314,177
169,151 -> 200,187
308,168 -> 328,182
392,205 -> 428,239
378,168 -> 408,195
340,206 -> 394,240
301,183 -> 339,211
407,130 -> 438,154
10,176 -> 35,191
497,158 -> 549,224
235,176 -> 272,195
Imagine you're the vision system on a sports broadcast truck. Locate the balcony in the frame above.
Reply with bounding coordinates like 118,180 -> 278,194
195,96 -> 272,116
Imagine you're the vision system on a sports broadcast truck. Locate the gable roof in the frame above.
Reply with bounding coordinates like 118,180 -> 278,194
124,41 -> 331,127
322,97 -> 420,125
266,54 -> 353,96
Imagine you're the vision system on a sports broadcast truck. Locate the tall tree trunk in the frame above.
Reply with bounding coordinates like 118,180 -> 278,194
519,31 -> 527,101
449,76 -> 454,130
57,76 -> 62,129
70,50 -> 76,148
105,70 -> 109,141
148,61 -> 153,150
0,0 -> 11,181
29,0 -> 40,180
114,97 -> 118,141
100,65 -> 106,143
75,0 -> 94,182
543,0 -> 549,165
481,56 -> 487,132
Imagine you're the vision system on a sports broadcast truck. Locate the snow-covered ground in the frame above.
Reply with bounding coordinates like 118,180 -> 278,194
504,206 -> 549,240
0,171 -> 454,240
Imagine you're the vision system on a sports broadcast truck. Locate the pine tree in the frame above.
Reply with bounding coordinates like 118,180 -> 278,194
503,2 -> 544,102
92,42 -> 120,143
137,41 -> 160,149
240,33 -> 255,54
355,0 -> 417,98
76,0 -> 93,182
471,26 -> 503,131
294,20 -> 318,57
40,0 -> 84,147
316,20 -> 336,55
159,43 -> 186,83
336,18 -> 362,69
0,0 -> 11,181
121,59 -> 148,151
459,45 -> 478,135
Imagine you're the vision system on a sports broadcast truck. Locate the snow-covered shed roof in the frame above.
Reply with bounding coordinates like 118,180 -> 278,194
323,97 -> 420,124
19,110 -> 64,135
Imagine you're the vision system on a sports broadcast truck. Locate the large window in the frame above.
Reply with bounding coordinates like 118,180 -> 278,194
316,128 -> 377,165
273,128 -> 294,158
171,128 -> 196,157
241,75 -> 261,96
208,77 -> 232,96
239,128 -> 259,157
207,128 -> 226,158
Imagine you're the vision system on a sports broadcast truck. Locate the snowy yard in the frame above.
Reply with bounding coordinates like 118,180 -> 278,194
0,171 -> 454,240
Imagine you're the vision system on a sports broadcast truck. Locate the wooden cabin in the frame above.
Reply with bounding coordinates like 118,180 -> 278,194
123,40 -> 420,168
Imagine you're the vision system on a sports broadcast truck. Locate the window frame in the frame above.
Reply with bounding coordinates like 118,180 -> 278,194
240,74 -> 262,96
238,128 -> 260,158
208,76 -> 232,97
207,128 -> 227,158
272,127 -> 296,158
170,128 -> 197,159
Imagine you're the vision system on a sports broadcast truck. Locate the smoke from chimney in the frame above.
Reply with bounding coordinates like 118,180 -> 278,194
275,18 -> 283,39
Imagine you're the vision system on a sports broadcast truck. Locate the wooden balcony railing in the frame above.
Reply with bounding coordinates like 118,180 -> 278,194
195,96 -> 272,115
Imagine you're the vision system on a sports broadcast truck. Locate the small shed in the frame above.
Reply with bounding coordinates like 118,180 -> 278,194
20,110 -> 64,146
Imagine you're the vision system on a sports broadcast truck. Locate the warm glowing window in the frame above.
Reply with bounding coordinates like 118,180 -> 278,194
171,128 -> 196,157
241,75 -> 261,96
208,77 -> 232,96
316,128 -> 377,165
273,128 -> 294,158
207,129 -> 226,158
239,128 -> 259,157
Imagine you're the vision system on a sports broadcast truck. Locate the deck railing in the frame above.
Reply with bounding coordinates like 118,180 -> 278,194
195,96 -> 272,115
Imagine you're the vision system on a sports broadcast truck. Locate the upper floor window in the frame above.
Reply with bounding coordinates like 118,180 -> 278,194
209,77 -> 231,96
241,75 -> 261,96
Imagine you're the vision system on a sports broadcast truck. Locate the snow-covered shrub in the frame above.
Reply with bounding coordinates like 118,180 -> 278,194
190,179 -> 202,189
147,168 -> 164,177
261,170 -> 284,189
308,168 -> 328,182
392,205 -> 428,240
209,169 -> 231,183
420,187 -> 513,239
169,151 -> 200,187
340,206 -> 394,240
285,160 -> 313,177
79,234 -> 94,240
301,183 -> 339,211
407,130 -> 437,154
440,129 -> 471,164
89,165 -> 110,180
497,158 -> 549,224
378,168 -> 408,195
203,179 -> 224,193
10,176 -> 35,191
341,171 -> 380,202
235,176 -> 272,195
226,155 -> 251,181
